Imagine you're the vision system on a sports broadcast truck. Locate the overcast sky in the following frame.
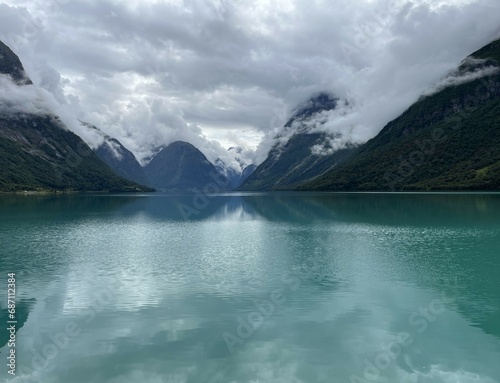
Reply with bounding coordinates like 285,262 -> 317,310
0,0 -> 499,167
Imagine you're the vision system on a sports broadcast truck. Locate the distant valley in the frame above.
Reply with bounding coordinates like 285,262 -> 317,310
245,38 -> 500,192
1,38 -> 499,192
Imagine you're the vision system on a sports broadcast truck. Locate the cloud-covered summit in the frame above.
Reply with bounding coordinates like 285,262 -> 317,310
0,0 -> 499,168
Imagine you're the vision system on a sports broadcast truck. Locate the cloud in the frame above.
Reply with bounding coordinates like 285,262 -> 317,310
421,58 -> 500,97
0,0 -> 499,168
0,74 -> 105,148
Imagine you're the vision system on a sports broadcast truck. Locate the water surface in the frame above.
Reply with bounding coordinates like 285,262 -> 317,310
1,193 -> 499,383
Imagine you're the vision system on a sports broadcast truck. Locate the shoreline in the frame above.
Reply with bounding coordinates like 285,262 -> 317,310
0,189 -> 153,195
1,190 -> 500,197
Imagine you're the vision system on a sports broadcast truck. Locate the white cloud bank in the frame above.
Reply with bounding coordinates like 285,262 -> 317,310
0,74 -> 105,148
0,0 -> 499,167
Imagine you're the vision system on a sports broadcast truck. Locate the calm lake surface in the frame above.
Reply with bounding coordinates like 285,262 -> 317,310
1,193 -> 499,383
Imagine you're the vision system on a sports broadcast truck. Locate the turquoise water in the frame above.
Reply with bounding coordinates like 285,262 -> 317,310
0,193 -> 499,383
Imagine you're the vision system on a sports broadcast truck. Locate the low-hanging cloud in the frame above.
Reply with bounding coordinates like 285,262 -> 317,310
0,0 -> 499,169
421,58 -> 500,97
0,74 -> 105,148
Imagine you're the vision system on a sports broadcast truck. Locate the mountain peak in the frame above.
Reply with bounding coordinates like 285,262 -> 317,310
80,122 -> 148,186
144,140 -> 223,191
169,141 -> 197,149
287,92 -> 338,125
241,92 -> 355,191
0,40 -> 150,192
0,40 -> 32,85
298,38 -> 500,191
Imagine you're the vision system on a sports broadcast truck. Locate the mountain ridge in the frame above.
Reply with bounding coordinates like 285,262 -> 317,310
83,122 -> 149,186
240,93 -> 357,191
144,141 -> 230,191
298,37 -> 500,191
0,40 -> 152,193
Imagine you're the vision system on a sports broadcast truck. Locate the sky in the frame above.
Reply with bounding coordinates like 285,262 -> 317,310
0,0 -> 499,168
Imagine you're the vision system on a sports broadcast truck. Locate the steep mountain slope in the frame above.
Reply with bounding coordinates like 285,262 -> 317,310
240,164 -> 257,183
83,123 -> 148,186
240,94 -> 357,191
215,155 -> 257,189
299,38 -> 500,191
0,115 -> 151,192
215,158 -> 242,189
144,141 -> 226,191
0,40 -> 31,85
0,40 -> 150,192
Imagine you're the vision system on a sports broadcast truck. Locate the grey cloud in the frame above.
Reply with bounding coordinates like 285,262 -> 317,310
0,0 -> 499,169
421,58 -> 500,97
0,74 -> 105,148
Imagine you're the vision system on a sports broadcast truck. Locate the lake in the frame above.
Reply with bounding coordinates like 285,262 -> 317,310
1,193 -> 499,383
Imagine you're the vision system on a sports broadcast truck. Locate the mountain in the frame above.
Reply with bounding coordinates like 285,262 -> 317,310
0,115 -> 152,192
240,164 -> 257,183
299,38 -> 500,191
0,40 -> 32,85
0,40 -> 151,192
215,154 -> 257,189
240,93 -> 357,191
285,92 -> 339,123
215,158 -> 242,189
144,141 -> 227,191
82,122 -> 148,186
